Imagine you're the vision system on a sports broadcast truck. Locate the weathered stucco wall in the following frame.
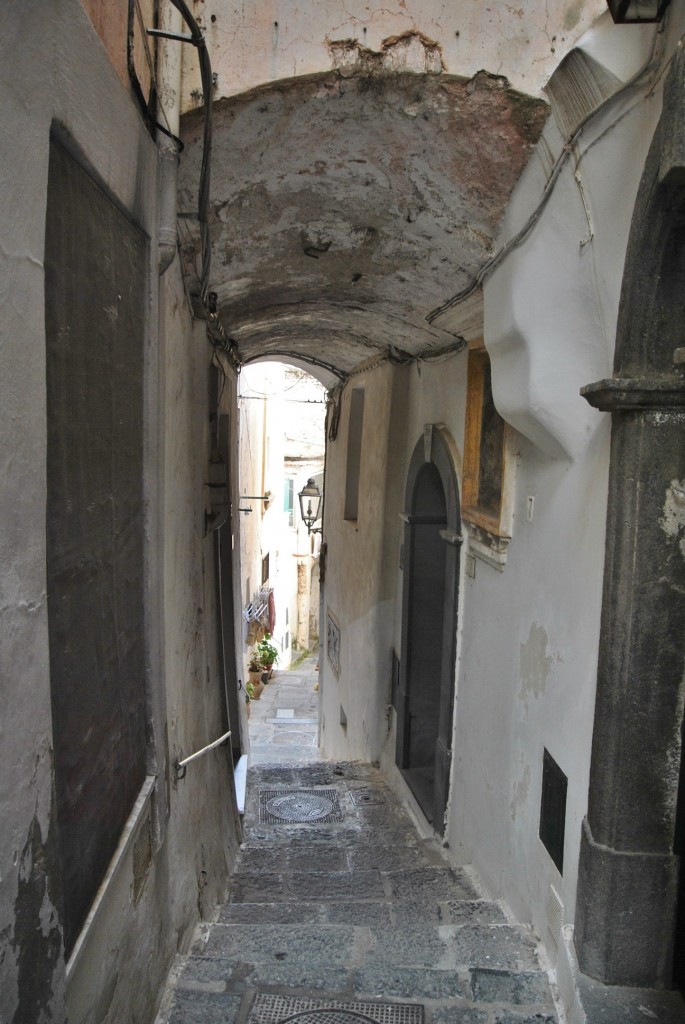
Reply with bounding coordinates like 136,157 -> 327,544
238,363 -> 289,679
156,297 -> 240,979
0,2 -> 240,1020
182,0 -> 605,106
319,364 -> 399,762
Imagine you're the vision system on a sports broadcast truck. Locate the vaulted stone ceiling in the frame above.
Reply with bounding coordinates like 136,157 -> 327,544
178,54 -> 548,383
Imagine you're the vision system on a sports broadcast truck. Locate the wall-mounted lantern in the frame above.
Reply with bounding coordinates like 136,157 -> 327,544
298,478 -> 323,535
607,0 -> 671,22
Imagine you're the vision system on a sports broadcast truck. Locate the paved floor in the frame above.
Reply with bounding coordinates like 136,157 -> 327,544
156,755 -> 561,1023
155,660 -> 685,1024
247,655 -> 320,765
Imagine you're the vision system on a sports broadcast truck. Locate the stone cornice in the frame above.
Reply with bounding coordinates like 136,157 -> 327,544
581,376 -> 685,412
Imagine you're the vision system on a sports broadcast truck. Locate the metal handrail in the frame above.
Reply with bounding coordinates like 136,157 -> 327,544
174,730 -> 231,779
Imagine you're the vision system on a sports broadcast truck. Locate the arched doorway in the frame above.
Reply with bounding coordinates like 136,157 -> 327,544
396,427 -> 461,834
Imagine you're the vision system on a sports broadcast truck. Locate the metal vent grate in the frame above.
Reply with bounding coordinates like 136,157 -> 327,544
249,995 -> 424,1024
259,788 -> 343,823
546,883 -> 564,947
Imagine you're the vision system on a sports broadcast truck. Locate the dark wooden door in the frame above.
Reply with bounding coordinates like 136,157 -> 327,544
396,432 -> 461,835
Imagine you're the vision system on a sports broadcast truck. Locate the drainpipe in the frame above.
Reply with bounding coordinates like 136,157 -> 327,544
156,1 -> 182,275
574,47 -> 685,988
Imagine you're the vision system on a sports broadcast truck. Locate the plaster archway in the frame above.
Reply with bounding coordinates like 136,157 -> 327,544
178,65 -> 548,379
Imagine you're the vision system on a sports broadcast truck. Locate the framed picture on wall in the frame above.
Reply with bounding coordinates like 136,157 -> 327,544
326,610 -> 340,676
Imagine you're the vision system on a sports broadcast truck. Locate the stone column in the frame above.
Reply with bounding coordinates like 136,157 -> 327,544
574,52 -> 685,988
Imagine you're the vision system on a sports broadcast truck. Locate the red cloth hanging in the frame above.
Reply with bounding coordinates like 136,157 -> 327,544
268,589 -> 276,634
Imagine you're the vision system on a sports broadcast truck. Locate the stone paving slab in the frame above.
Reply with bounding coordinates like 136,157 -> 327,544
166,989 -> 242,1024
226,871 -> 287,902
431,1007 -> 489,1024
448,925 -> 539,972
469,968 -> 555,1008
347,845 -> 437,871
288,869 -> 382,900
351,965 -> 466,1000
365,925 -> 454,968
264,720 -> 317,729
249,961 -> 350,992
443,901 -> 508,927
268,731 -> 317,745
237,845 -> 349,873
385,867 -> 480,902
203,923 -> 356,963
489,1013 -> 556,1024
219,901 -> 323,925
321,901 -> 393,926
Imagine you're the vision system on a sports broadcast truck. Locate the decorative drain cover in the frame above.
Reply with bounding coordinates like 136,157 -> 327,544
259,788 -> 343,824
249,995 -> 424,1024
350,789 -> 386,806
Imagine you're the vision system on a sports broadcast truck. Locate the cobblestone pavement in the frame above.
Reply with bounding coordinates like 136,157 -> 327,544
247,655 -> 320,765
155,759 -> 561,1024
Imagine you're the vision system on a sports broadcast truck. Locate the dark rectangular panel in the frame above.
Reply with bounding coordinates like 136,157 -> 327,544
45,137 -> 147,955
391,650 -> 400,710
540,748 -> 568,874
344,389 -> 365,521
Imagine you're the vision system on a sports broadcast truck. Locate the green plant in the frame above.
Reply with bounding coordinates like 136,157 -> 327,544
245,681 -> 255,702
256,632 -> 279,668
248,654 -> 263,672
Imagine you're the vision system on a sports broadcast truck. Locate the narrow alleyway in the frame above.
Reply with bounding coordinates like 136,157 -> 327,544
247,656 -> 320,766
155,658 -> 560,1024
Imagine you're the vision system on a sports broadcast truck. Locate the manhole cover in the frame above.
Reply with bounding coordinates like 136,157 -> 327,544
249,995 -> 424,1024
259,788 -> 343,824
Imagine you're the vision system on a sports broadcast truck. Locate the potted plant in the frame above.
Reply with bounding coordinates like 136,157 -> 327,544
247,657 -> 265,699
256,632 -> 279,679
245,681 -> 254,718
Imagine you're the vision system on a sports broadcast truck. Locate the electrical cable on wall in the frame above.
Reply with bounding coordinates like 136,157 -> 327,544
132,0 -> 239,366
427,18 -> 669,323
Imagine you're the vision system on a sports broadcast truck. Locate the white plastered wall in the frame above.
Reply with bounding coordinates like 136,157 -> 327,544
0,2 -> 240,1020
462,13 -> 685,960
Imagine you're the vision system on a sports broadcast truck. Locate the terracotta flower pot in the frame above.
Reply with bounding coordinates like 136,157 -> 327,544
251,679 -> 265,700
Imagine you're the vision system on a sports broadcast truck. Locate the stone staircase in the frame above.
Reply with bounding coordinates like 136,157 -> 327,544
154,762 -> 558,1024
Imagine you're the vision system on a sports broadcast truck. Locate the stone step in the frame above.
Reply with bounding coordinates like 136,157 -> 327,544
156,946 -> 557,1024
219,897 -> 508,927
223,867 -> 479,905
154,761 -> 559,1024
198,920 -> 542,974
